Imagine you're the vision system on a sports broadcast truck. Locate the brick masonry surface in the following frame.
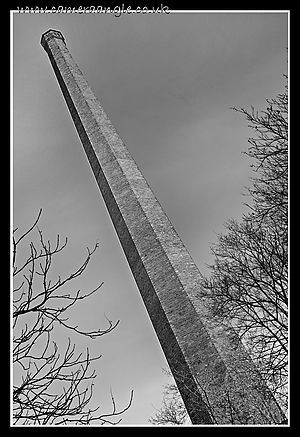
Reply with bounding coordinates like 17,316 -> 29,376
41,30 -> 286,424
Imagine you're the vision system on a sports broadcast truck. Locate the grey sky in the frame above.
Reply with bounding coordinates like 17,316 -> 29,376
13,11 -> 288,424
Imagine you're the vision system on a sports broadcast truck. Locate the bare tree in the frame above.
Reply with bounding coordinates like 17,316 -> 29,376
202,78 -> 288,414
12,210 -> 133,425
149,78 -> 288,424
149,369 -> 189,425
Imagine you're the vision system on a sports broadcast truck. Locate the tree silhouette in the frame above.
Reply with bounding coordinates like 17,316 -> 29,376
150,77 -> 288,424
12,210 -> 133,425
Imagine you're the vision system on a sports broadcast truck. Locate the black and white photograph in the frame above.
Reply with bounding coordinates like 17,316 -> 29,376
12,9 -> 289,426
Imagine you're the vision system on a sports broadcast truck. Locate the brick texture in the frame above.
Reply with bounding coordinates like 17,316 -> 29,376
41,30 -> 286,424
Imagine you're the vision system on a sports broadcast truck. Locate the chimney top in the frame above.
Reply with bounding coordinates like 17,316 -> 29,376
41,29 -> 66,50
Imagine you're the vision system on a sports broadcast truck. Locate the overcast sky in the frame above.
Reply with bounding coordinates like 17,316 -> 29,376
13,11 -> 288,425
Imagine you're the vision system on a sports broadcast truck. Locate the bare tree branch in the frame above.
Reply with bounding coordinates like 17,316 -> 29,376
13,211 -> 132,425
203,79 -> 288,415
150,77 -> 288,425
